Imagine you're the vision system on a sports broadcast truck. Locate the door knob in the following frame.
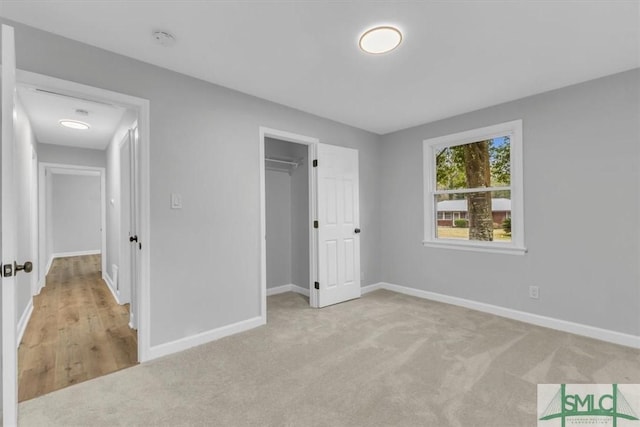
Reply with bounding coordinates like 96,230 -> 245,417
354,228 -> 361,234
14,261 -> 33,274
129,235 -> 138,243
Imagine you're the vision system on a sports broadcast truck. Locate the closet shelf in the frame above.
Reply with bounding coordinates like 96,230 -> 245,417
265,156 -> 303,175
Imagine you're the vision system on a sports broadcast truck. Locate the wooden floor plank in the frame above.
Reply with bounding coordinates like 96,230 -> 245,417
18,254 -> 138,402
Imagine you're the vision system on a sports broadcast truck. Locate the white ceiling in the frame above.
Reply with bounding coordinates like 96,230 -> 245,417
4,1 -> 639,135
17,86 -> 127,150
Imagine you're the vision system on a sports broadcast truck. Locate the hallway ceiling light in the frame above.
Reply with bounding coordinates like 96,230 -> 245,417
359,26 -> 402,54
59,119 -> 90,130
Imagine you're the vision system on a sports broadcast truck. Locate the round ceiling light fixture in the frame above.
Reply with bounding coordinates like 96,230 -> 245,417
59,119 -> 90,130
359,25 -> 402,54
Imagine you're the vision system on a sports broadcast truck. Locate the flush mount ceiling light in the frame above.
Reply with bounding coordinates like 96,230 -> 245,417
59,119 -> 90,130
359,26 -> 402,54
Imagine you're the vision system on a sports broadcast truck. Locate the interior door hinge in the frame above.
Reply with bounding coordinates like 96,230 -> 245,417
313,220 -> 318,228
313,159 -> 318,167
314,282 -> 319,290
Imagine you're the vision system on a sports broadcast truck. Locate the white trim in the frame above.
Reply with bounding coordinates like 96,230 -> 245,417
37,254 -> 54,294
266,284 -> 293,296
47,168 -> 100,176
361,283 -> 382,294
368,282 -> 640,349
422,241 -> 527,255
147,316 -> 265,360
266,284 -> 311,297
423,119 -> 525,253
291,284 -> 310,297
46,255 -> 53,274
16,298 -> 33,347
102,272 -> 122,305
435,186 -> 511,196
259,127 -> 319,317
51,250 -> 101,259
36,277 -> 45,294
21,69 -> 152,364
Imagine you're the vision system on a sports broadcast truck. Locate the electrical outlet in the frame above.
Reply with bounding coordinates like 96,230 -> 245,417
529,285 -> 539,299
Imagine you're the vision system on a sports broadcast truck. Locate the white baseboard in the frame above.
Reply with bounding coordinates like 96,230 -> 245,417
37,276 -> 46,295
361,283 -> 382,294
367,282 -> 640,349
291,284 -> 310,297
148,316 -> 265,360
52,249 -> 101,259
266,284 -> 293,296
45,255 -> 54,276
267,284 -> 310,297
102,272 -> 122,305
17,298 -> 34,346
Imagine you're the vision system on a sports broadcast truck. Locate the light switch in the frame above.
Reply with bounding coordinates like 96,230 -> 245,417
171,193 -> 182,209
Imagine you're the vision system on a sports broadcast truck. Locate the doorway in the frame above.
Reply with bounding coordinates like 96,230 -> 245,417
1,47 -> 152,421
264,137 -> 311,300
18,82 -> 141,401
259,127 -> 363,317
259,128 -> 317,318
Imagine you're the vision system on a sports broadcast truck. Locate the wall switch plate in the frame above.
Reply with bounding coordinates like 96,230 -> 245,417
170,193 -> 182,209
529,285 -> 539,299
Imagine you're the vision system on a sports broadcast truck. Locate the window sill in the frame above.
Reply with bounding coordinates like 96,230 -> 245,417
422,240 -> 527,255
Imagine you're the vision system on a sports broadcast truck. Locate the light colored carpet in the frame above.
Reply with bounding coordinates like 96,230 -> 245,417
19,290 -> 640,426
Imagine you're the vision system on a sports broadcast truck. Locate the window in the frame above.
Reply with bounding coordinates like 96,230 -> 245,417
423,120 -> 525,254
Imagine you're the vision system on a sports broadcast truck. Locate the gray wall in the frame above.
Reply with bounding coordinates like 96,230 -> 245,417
37,143 -> 106,168
51,174 -> 101,254
265,170 -> 291,288
6,20 -> 382,346
379,69 -> 640,336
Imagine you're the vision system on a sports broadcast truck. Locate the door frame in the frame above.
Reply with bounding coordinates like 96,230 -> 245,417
259,127 -> 319,319
17,69 -> 153,362
37,163 -> 106,293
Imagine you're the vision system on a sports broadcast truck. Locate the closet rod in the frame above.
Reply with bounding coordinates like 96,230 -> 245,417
265,157 -> 298,166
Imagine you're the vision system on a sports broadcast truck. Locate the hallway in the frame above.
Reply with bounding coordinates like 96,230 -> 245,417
18,255 -> 137,401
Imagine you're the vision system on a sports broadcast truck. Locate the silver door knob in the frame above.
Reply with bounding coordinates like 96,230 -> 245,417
14,261 -> 33,274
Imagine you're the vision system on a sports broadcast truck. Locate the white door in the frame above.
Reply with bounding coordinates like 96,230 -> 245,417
128,127 -> 140,329
2,23 -> 23,427
118,126 -> 140,331
119,132 -> 132,304
315,143 -> 361,308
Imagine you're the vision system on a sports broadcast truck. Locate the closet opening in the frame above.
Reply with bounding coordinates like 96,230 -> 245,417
264,137 -> 312,304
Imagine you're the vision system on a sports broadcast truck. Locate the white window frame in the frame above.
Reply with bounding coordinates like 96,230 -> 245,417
423,119 -> 526,255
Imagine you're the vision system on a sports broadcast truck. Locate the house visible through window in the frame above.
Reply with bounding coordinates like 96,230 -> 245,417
423,120 -> 525,254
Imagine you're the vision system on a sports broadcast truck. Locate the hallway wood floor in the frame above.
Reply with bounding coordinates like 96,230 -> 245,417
18,255 -> 138,402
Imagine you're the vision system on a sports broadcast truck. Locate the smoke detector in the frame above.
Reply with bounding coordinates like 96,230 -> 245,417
152,30 -> 176,47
